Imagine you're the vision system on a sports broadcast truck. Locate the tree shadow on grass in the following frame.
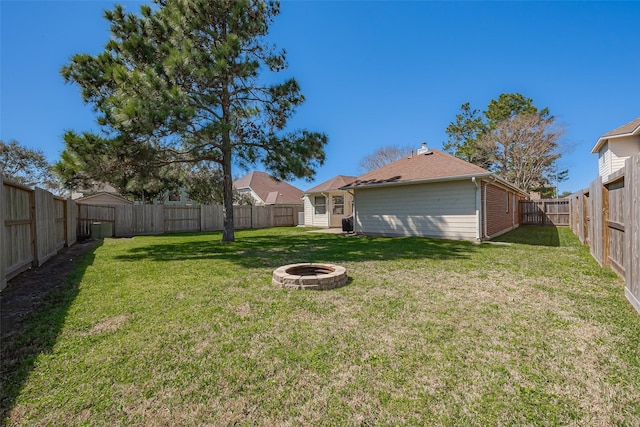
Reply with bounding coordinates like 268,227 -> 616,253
491,225 -> 562,247
113,230 -> 477,269
0,240 -> 102,422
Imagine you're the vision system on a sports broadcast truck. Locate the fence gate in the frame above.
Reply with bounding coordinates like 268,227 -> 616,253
274,206 -> 294,226
520,199 -> 570,226
77,204 -> 116,237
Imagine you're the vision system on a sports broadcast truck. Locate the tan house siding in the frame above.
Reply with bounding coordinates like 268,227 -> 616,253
354,180 -> 478,240
598,142 -> 611,178
303,196 -> 313,226
303,194 -> 329,227
303,190 -> 353,228
610,136 -> 640,177
75,193 -> 132,205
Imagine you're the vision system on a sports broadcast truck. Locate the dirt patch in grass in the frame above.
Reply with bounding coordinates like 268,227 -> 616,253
89,314 -> 133,335
0,239 -> 100,340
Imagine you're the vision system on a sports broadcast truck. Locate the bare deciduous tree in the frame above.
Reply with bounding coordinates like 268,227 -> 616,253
359,144 -> 414,172
477,113 -> 567,193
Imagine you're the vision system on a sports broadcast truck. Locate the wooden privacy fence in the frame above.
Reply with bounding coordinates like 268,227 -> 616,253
76,204 -> 303,238
520,199 -> 570,226
1,175 -> 77,290
2,172 -> 303,288
568,152 -> 640,315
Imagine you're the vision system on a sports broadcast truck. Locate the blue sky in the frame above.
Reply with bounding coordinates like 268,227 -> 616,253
1,1 -> 639,194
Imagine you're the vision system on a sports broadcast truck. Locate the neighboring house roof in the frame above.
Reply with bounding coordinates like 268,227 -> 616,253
305,175 -> 358,193
233,171 -> 303,204
75,192 -> 133,205
342,148 -> 528,196
591,117 -> 640,153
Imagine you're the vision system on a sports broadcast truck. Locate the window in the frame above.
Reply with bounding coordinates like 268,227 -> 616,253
169,191 -> 181,202
314,196 -> 326,214
332,195 -> 344,215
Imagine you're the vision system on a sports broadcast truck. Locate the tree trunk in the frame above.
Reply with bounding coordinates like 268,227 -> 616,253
221,142 -> 235,242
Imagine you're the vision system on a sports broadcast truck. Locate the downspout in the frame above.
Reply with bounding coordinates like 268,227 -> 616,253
346,189 -> 355,233
321,192 -> 329,227
472,177 -> 481,241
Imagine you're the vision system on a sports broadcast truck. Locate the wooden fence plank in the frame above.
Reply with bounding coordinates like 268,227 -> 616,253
588,177 -> 604,266
625,153 -> 640,314
519,199 -> 570,226
35,187 -> 58,266
115,205 -> 132,237
1,180 -> 35,281
234,205 -> 252,229
201,205 -> 223,231
66,199 -> 77,246
569,152 -> 640,315
602,183 -> 610,268
607,180 -> 625,277
164,206 -> 200,233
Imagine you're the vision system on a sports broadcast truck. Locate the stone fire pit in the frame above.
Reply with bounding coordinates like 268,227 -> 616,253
272,263 -> 348,290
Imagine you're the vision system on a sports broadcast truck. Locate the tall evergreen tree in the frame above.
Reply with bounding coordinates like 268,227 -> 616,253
60,0 -> 327,241
442,102 -> 490,168
54,131 -> 181,201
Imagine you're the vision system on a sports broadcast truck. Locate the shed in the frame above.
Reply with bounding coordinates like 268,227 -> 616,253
303,175 -> 357,227
75,192 -> 133,205
341,146 -> 528,241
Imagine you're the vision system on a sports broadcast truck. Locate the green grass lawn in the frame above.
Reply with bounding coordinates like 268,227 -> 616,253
2,226 -> 640,425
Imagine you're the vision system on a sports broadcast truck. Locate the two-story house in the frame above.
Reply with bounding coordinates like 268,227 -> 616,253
591,117 -> 640,182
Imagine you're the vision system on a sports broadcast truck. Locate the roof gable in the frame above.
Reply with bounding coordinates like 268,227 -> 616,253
591,117 -> 640,153
343,149 -> 489,189
306,175 -> 358,193
75,192 -> 133,205
233,171 -> 303,204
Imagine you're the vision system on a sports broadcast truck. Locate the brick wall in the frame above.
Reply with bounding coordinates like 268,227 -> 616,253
483,183 -> 519,238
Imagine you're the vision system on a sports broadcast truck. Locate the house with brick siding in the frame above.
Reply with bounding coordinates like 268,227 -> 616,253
341,144 -> 528,241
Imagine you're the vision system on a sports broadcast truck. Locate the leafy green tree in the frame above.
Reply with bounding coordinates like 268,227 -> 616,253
61,0 -> 327,241
444,93 -> 567,193
443,103 -> 490,168
54,131 -> 181,202
0,139 -> 59,192
184,163 -> 253,205
485,93 -> 550,127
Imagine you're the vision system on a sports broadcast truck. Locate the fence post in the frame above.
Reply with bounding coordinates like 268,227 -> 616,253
29,188 -> 38,267
582,192 -> 588,244
251,204 -> 256,229
0,174 -> 6,290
